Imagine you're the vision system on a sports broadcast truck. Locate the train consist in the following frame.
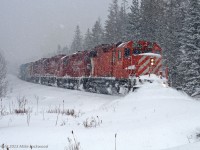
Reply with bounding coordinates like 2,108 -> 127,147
19,40 -> 166,94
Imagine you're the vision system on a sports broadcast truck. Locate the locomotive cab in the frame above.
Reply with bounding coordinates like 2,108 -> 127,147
113,40 -> 162,78
133,41 -> 162,77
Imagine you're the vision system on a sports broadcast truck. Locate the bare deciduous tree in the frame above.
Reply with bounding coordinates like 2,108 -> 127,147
0,51 -> 7,98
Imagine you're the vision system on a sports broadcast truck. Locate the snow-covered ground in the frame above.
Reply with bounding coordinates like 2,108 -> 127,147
1,74 -> 200,150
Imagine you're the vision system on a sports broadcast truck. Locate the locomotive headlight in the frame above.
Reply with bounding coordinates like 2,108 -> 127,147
150,58 -> 155,66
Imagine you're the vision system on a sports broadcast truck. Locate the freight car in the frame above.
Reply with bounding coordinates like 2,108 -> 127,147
19,40 -> 166,94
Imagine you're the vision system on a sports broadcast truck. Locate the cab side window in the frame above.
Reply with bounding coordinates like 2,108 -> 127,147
124,48 -> 130,57
118,50 -> 122,60
133,49 -> 141,55
63,58 -> 68,65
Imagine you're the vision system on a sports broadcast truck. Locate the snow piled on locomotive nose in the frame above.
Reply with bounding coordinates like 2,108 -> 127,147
139,74 -> 167,82
131,74 -> 168,89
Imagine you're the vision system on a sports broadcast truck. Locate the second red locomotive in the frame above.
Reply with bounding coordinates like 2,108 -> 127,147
19,40 -> 166,94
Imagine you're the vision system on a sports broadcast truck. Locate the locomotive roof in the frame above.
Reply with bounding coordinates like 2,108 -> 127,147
117,40 -> 162,51
138,53 -> 161,58
117,41 -> 131,48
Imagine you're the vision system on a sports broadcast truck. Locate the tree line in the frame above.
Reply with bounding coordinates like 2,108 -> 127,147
53,0 -> 200,96
0,0 -> 199,99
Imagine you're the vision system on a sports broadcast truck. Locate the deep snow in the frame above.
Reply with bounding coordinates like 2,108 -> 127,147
0,74 -> 200,150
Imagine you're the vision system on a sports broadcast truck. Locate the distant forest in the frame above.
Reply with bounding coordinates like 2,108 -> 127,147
55,0 -> 200,96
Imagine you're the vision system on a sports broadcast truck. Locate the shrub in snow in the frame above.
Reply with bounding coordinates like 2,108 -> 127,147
83,116 -> 102,128
34,95 -> 39,115
26,110 -> 31,126
115,133 -> 117,150
14,96 -> 30,114
55,111 -> 59,126
0,99 -> 13,117
65,138 -> 80,150
65,131 -> 81,150
14,109 -> 28,114
196,128 -> 200,141
187,128 -> 200,143
47,106 -> 80,118
196,133 -> 200,139
47,105 -> 61,114
60,120 -> 66,126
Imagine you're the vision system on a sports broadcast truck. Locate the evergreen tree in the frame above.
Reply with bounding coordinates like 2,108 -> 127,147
91,18 -> 104,46
55,44 -> 69,55
140,0 -> 164,41
126,0 -> 141,41
162,0 -> 187,87
56,44 -> 62,54
177,0 -> 200,95
62,45 -> 69,55
105,0 -> 121,43
70,25 -> 83,53
83,28 -> 93,50
118,0 -> 129,41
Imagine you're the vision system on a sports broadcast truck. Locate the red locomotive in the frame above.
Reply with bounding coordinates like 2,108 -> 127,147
19,40 -> 166,94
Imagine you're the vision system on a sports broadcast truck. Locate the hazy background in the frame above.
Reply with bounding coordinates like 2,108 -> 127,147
0,0 -> 132,74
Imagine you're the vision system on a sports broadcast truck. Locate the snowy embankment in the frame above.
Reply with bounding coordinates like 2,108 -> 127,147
0,74 -> 200,150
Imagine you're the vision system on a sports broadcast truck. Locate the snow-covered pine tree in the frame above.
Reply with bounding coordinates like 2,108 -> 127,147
62,45 -> 69,55
176,47 -> 200,95
139,0 -> 164,41
56,44 -> 63,54
105,0 -> 121,43
118,0 -> 129,41
161,0 -> 187,88
83,28 -> 93,50
70,25 -> 83,53
91,18 -> 104,47
126,0 -> 141,41
177,0 -> 200,95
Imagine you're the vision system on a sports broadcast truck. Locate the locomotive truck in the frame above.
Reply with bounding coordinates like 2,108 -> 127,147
19,40 -> 167,95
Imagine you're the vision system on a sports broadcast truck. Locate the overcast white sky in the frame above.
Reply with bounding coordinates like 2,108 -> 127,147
0,0 -> 132,73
